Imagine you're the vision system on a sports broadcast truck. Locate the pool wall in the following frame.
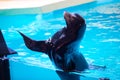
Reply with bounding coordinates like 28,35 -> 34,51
0,0 -> 94,15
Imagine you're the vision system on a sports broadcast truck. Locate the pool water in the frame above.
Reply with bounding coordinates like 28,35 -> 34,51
0,0 -> 120,80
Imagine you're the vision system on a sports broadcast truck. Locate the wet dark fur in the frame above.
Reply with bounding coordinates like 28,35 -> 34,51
19,12 -> 88,72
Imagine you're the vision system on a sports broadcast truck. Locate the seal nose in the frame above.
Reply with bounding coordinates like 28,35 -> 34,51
64,12 -> 71,20
64,12 -> 76,18
64,11 -> 70,16
64,11 -> 67,15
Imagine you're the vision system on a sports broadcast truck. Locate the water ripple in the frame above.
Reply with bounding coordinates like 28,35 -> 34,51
101,38 -> 120,42
90,3 -> 120,14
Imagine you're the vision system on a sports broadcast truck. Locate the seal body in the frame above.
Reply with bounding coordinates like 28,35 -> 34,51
19,12 -> 88,72
49,27 -> 88,71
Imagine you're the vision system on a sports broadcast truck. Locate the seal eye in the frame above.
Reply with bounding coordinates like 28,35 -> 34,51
71,14 -> 76,17
74,14 -> 83,20
74,13 -> 80,17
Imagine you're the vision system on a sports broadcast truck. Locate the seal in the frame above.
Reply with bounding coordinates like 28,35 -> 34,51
19,12 -> 110,80
19,12 -> 88,72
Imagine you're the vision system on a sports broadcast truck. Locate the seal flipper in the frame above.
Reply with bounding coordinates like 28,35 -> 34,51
18,31 -> 49,53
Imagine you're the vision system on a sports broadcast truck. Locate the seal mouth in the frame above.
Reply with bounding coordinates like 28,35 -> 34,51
64,12 -> 76,27
64,12 -> 76,22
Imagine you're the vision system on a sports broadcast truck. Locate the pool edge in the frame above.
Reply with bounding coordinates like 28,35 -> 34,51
0,0 -> 94,15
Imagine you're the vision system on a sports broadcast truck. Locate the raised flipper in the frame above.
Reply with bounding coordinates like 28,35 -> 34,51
18,31 -> 51,53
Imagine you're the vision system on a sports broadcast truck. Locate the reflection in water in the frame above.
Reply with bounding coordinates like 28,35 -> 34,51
56,71 -> 80,80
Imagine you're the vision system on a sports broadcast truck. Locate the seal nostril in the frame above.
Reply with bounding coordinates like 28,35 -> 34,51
64,11 -> 67,15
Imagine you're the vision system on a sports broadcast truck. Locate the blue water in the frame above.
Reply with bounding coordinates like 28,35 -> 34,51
0,0 -> 120,80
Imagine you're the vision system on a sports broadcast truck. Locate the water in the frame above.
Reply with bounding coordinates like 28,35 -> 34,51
0,0 -> 120,80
